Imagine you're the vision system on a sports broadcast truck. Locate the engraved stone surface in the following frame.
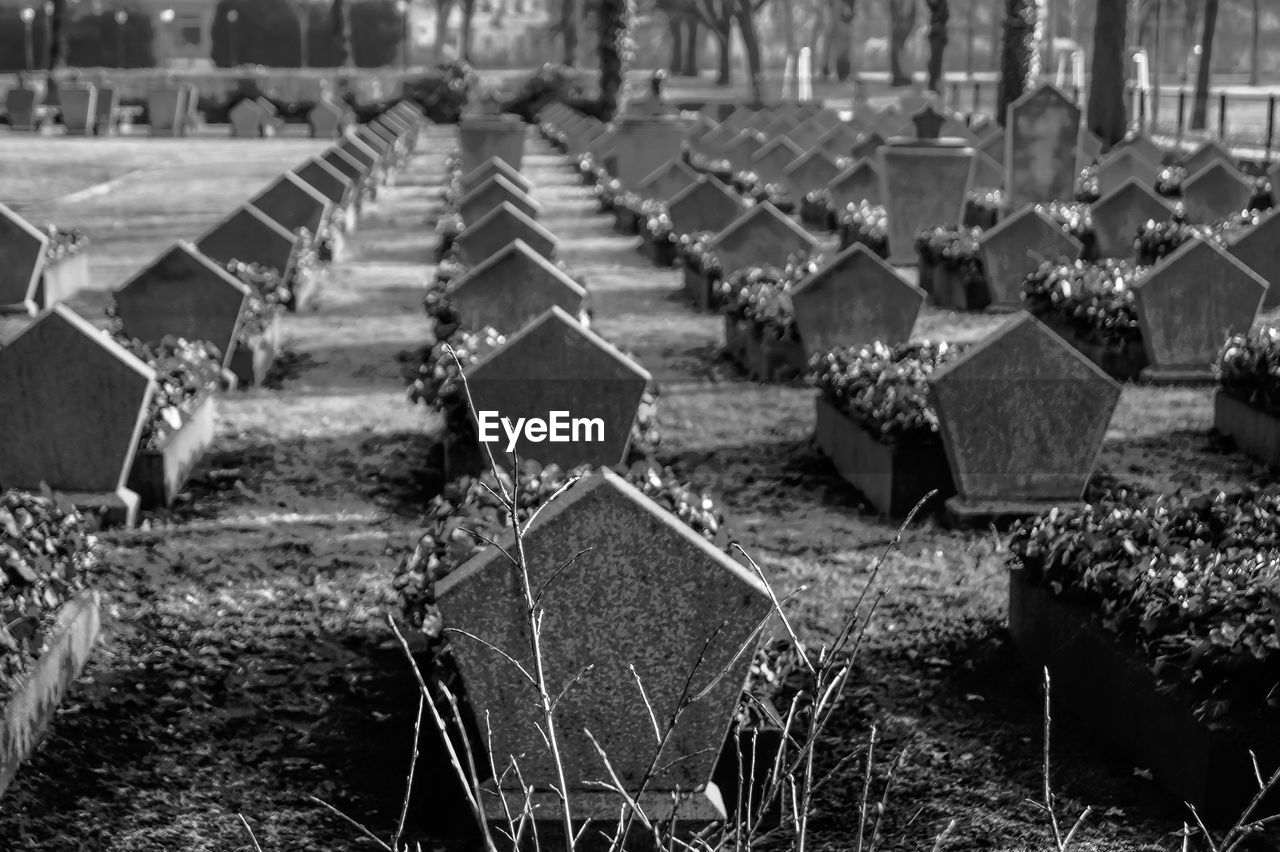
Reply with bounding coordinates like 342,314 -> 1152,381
880,141 -> 975,265
636,158 -> 699,202
195,204 -> 297,279
308,98 -> 349,137
459,117 -> 526,175
1180,162 -> 1255,223
1090,178 -> 1174,259
971,151 -> 1004,189
462,307 -> 649,468
613,117 -> 689,190
461,157 -> 532,195
293,157 -> 354,206
791,243 -> 925,355
321,147 -> 367,188
978,206 -> 1084,307
455,202 -> 558,265
817,123 -> 860,159
249,172 -> 332,239
784,150 -> 843,196
0,304 -> 155,494
0,202 -> 50,312
1096,147 -> 1161,197
1226,207 -> 1280,307
459,174 -> 542,224
1004,84 -> 1081,209
1116,132 -> 1165,166
112,242 -> 251,368
229,99 -> 267,137
751,136 -> 805,185
449,239 -> 586,331
1131,238 -> 1267,373
978,129 -> 1005,164
59,85 -> 97,135
710,202 -> 818,277
724,131 -> 768,172
436,467 -> 770,792
828,158 -> 883,209
148,88 -> 184,136
1183,139 -> 1235,176
929,312 -> 1121,503
666,176 -> 744,237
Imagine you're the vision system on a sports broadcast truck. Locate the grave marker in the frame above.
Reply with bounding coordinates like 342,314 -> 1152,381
978,206 -> 1084,309
1090,178 -> 1173,259
195,205 -> 298,282
613,116 -> 689,190
148,88 -> 185,137
5,88 -> 40,131
229,99 -> 268,138
449,239 -> 586,331
828,158 -> 883,209
666,176 -> 745,236
308,98 -> 350,138
459,116 -> 526,175
459,174 -> 542,224
791,243 -> 925,355
248,173 -> 332,243
1226,207 -> 1280,308
816,123 -> 860,159
1183,139 -> 1236,176
59,85 -> 97,136
1096,147 -> 1161,197
880,140 -> 975,265
93,86 -> 119,135
294,157 -> 356,208
454,201 -> 558,265
750,136 -> 805,185
978,129 -> 1005,164
1180,161 -> 1255,223
1004,83 -> 1080,209
784,150 -> 843,196
710,202 -> 818,278
461,157 -> 532,196
850,131 -> 886,162
1115,132 -> 1165,166
724,131 -> 768,172
636,159 -> 699,203
0,202 -> 50,314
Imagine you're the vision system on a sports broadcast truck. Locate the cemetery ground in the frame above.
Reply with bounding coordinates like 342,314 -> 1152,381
0,127 -> 1277,852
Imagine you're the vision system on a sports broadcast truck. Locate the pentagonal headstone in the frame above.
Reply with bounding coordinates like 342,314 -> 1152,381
0,305 -> 156,519
711,202 -> 818,278
977,128 -> 1005,164
229,99 -> 267,137
929,312 -> 1121,508
321,147 -> 368,189
1090,178 -> 1174,259
195,204 -> 298,280
1004,83 -> 1080,209
792,243 -> 925,356
978,206 -> 1084,307
788,118 -> 831,152
0,202 -> 50,313
449,239 -> 586,332
94,86 -> 120,135
751,136 -> 805,185
697,122 -> 739,156
817,123 -> 860,159
1131,238 -> 1267,379
566,117 -> 605,156
148,88 -> 185,136
1183,139 -> 1235,176
459,174 -> 541,224
249,172 -> 332,241
784,150 -> 843,196
686,114 -> 718,148
112,242 -> 251,369
356,124 -> 393,157
880,140 -> 975,265
1096,147 -> 1161,197
1180,161 -> 1255,223
5,88 -> 41,131
461,157 -> 532,196
455,201 -> 557,265
1227,207 -> 1280,308
1116,132 -> 1164,167
870,110 -> 909,138
459,116 -> 526,175
636,158 -> 699,202
462,306 -> 650,468
293,157 -> 355,207
338,135 -> 380,175
308,99 -> 348,138
759,112 -> 797,143
436,467 -> 770,798
613,116 -> 688,190
59,84 -> 98,136
375,111 -> 411,141
851,131 -> 886,161
828,158 -> 883,209
1076,127 -> 1105,170
666,176 -> 744,237
971,151 -> 1004,189
584,126 -> 618,163
724,131 -> 768,172
810,108 -> 842,129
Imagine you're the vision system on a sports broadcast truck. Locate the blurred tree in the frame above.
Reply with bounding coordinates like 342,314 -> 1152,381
831,0 -> 855,81
213,0 -> 303,66
694,0 -> 735,85
888,0 -> 917,85
330,0 -> 355,66
1088,0 -> 1128,143
460,0 -> 477,60
1190,0 -> 1217,128
997,0 -> 1033,124
48,0 -> 67,73
924,0 -> 948,92
351,0 -> 402,65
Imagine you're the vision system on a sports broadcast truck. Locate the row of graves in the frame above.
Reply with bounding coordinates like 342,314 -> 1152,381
0,101 -> 427,803
533,89 -> 1280,828
4,80 -> 358,139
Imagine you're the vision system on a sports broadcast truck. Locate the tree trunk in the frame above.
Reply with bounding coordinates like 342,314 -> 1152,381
596,0 -> 630,120
1190,0 -> 1217,130
461,0 -> 476,61
47,0 -> 67,72
997,0 -> 1034,125
714,24 -> 731,85
1181,0 -> 1198,84
1087,0 -> 1128,144
779,0 -> 796,56
734,0 -> 764,103
561,0 -> 578,65
888,0 -> 918,87
669,15 -> 685,72
331,0 -> 355,67
1249,0 -> 1260,86
833,0 -> 854,81
925,0 -> 948,92
435,0 -> 454,60
683,18 -> 700,75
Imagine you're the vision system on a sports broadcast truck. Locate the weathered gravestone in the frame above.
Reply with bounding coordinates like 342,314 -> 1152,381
782,117 -> 828,152
1115,132 -> 1165,167
710,202 -> 818,280
93,86 -> 120,135
449,239 -> 586,332
436,466 -> 770,829
978,206 -> 1084,309
229,99 -> 268,137
566,118 -> 606,156
613,116 -> 688,190
1180,162 -> 1255,223
0,202 -> 50,315
148,88 -> 185,137
248,173 -> 332,245
308,98 -> 350,138
977,129 -> 1005,164
337,135 -> 381,176
59,85 -> 98,136
1096,147 -> 1161,198
751,137 -> 805,185
828,158 -> 883,209
636,158 -> 699,202
1131,238 -> 1267,383
870,110 -> 910,138
112,242 -> 250,371
461,157 -> 532,196
294,157 -> 356,209
817,123 -> 860,159
784,150 -> 843,196
461,306 -> 650,468
666,176 -> 745,236
724,131 -> 769,172
0,305 -> 156,527
5,88 -> 41,131
459,116 -> 526,175
760,112 -> 798,143
196,205 -> 298,281
791,243 -> 925,355
1226,207 -> 1280,308
880,138 -> 975,265
697,121 -> 740,155
971,151 -> 1004,189
356,124 -> 394,160
459,174 -> 542,224
1183,139 -> 1236,176
454,201 -> 558,265
1004,84 -> 1080,210
1090,178 -> 1174,259
1076,127 -> 1105,170
929,312 -> 1122,522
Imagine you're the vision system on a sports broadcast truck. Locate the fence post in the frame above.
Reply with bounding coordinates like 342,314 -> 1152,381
1218,92 -> 1228,140
1176,90 -> 1186,142
1267,95 -> 1276,164
973,80 -> 981,115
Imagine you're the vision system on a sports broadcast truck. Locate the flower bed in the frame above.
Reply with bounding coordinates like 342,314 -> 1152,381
225,261 -> 286,387
640,207 -> 679,267
800,190 -> 837,231
1134,209 -> 1259,266
717,258 -> 822,382
1034,201 -> 1098,262
680,230 -> 722,311
963,187 -> 1004,229
1073,163 -> 1100,204
913,225 -> 989,311
35,226 -> 91,309
1215,328 -> 1280,468
808,341 -> 963,516
836,202 -> 889,259
730,171 -> 795,214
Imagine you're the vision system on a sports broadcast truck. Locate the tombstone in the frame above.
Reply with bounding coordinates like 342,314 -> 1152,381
1115,132 -> 1165,167
248,173 -> 332,244
666,176 -> 745,237
850,131 -> 886,162
1004,84 -> 1081,210
1131,238 -> 1267,383
1095,147 -> 1161,197
696,121 -> 740,156
613,116 -> 688,190
870,110 -> 910,138
459,174 -> 542,224
0,202 -> 50,314
828,158 -> 884,209
459,116 -> 526,175
724,131 -> 768,172
583,125 -> 618,165
817,123 -> 860,159
929,312 -> 1122,521
357,124 -> 394,158
782,117 -> 828,152
971,151 -> 1004,189
791,243 -> 925,356
308,98 -> 349,138
978,206 -> 1084,309
1183,139 -> 1236,176
93,86 -> 120,135
449,239 -> 586,332
750,137 -> 805,186
294,157 -> 356,208
0,305 -> 156,527
566,118 -> 606,156
454,201 -> 558,265
1076,127 -> 1105,170
435,466 -> 769,829
880,139 -> 976,265
148,88 -> 185,137
59,85 -> 98,136
195,204 -> 298,281
978,129 -> 1005,164
686,114 -> 718,148
1180,161 -> 1256,223
229,99 -> 268,138
461,157 -> 532,196
112,242 -> 251,371
709,202 -> 818,278
5,87 -> 41,132
180,82 -> 200,134
321,147 -> 368,194
760,112 -> 798,143
1090,178 -> 1174,259
338,135 -> 381,176
253,97 -> 280,132
1226,207 -> 1280,308
784,150 -> 843,196
635,158 -> 699,203
461,307 -> 650,467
